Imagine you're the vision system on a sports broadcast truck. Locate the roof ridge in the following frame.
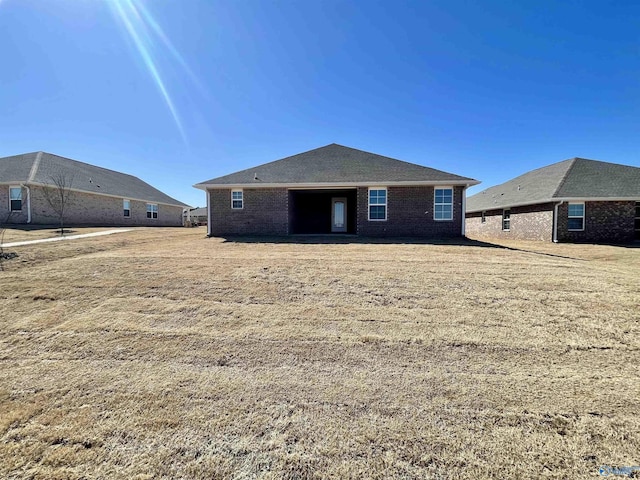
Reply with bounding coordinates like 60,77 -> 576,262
552,157 -> 578,198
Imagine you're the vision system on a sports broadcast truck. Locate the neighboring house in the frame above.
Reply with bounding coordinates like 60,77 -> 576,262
194,144 -> 479,237
1,152 -> 189,226
184,207 -> 208,226
466,158 -> 640,243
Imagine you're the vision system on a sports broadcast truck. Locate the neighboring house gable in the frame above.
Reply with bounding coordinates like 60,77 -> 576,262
195,144 -> 479,238
1,152 -> 189,226
466,158 -> 640,243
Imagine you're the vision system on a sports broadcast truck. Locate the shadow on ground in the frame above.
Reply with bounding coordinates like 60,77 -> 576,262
214,235 -> 593,261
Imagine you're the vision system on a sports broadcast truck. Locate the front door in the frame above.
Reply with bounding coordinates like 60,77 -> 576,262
331,197 -> 347,233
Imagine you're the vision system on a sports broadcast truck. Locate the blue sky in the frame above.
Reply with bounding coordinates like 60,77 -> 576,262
1,0 -> 638,208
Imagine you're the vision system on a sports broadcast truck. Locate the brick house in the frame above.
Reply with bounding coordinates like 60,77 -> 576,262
466,158 -> 640,243
1,152 -> 188,226
194,144 -> 479,238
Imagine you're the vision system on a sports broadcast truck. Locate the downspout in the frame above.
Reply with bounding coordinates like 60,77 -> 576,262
206,188 -> 212,237
23,184 -> 32,223
461,185 -> 468,237
552,201 -> 564,243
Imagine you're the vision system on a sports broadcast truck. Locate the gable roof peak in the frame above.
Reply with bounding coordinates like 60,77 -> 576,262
195,144 -> 478,188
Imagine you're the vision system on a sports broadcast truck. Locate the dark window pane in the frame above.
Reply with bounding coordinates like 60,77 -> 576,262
10,199 -> 22,211
369,205 -> 386,220
568,204 -> 584,217
568,218 -> 584,230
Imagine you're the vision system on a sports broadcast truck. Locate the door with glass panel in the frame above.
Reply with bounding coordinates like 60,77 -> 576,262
331,197 -> 347,233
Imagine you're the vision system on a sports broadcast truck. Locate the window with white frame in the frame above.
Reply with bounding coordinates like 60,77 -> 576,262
502,209 -> 511,231
434,187 -> 453,221
567,203 -> 585,231
146,203 -> 158,219
123,199 -> 131,218
368,188 -> 387,220
9,186 -> 22,211
231,190 -> 243,209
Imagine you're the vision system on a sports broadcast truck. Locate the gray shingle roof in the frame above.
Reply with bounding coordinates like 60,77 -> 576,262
467,158 -> 640,212
195,144 -> 478,188
0,152 -> 39,182
0,152 -> 189,207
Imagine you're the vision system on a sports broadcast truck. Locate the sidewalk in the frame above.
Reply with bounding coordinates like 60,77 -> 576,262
1,229 -> 133,248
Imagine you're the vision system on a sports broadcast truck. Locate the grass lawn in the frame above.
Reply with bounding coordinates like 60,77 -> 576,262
0,228 -> 638,479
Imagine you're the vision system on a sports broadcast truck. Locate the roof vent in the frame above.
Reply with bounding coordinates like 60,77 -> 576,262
253,173 -> 259,181
517,184 -> 521,191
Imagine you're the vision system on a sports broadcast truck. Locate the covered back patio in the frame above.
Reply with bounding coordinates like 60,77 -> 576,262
288,189 -> 357,234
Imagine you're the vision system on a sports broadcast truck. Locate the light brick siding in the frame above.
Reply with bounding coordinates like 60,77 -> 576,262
0,185 -> 29,223
466,203 -> 554,241
1,185 -> 183,226
557,201 -> 636,243
209,188 -> 288,236
356,186 -> 464,237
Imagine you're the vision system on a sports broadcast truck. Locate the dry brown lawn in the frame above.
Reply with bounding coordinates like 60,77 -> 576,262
0,228 -> 638,479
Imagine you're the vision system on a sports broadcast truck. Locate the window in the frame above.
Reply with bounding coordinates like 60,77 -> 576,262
481,211 -> 486,223
123,199 -> 131,218
231,190 -> 243,209
502,209 -> 511,231
9,186 -> 22,211
434,187 -> 453,221
567,203 -> 584,231
368,188 -> 387,220
146,203 -> 158,219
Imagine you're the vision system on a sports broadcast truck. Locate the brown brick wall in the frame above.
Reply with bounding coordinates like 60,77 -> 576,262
1,185 -> 183,226
466,201 -> 637,243
209,188 -> 289,236
209,185 -> 465,238
557,201 -> 635,243
356,185 -> 464,237
466,203 -> 554,241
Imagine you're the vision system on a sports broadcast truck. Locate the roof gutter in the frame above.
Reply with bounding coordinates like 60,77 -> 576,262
194,179 -> 480,191
467,196 -> 640,214
24,181 -> 188,208
552,201 -> 564,243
